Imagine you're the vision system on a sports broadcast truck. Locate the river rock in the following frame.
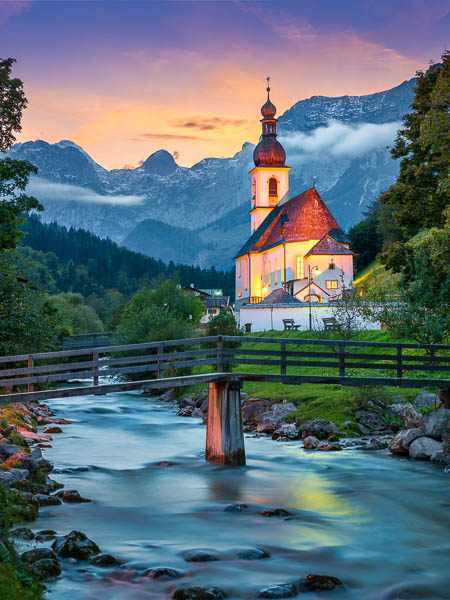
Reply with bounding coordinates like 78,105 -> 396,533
303,436 -> 319,449
183,549 -> 220,562
258,508 -> 292,517
414,391 -> 438,409
430,450 -> 450,465
21,547 -> 58,563
302,574 -> 343,591
34,493 -> 62,506
145,567 -> 184,579
301,419 -> 338,440
30,558 -> 61,580
35,529 -> 57,542
258,583 -> 297,598
159,389 -> 177,403
257,403 -> 297,434
242,398 -> 276,426
424,407 -> 450,440
43,426 -> 63,434
354,410 -> 387,431
317,441 -> 342,451
408,437 -> 442,460
90,553 -> 121,567
173,587 -> 226,600
52,530 -> 100,560
272,424 -> 299,440
0,468 -> 30,486
177,406 -> 194,417
0,443 -> 24,458
10,527 -> 34,540
389,428 -> 424,454
389,403 -> 424,428
56,489 -> 91,503
234,548 -> 269,560
223,503 -> 248,512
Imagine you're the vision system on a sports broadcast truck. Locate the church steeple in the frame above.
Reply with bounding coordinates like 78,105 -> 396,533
253,77 -> 286,167
249,78 -> 291,233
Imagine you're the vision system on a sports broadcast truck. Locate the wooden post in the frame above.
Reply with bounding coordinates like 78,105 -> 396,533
339,344 -> 345,377
397,346 -> 403,379
280,342 -> 286,375
216,336 -> 223,373
27,355 -> 34,393
92,352 -> 99,386
205,379 -> 246,466
157,345 -> 163,379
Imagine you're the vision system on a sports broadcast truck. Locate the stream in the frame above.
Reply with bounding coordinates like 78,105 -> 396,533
27,390 -> 450,599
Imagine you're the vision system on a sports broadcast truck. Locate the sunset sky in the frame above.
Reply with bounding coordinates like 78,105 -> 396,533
1,0 -> 448,169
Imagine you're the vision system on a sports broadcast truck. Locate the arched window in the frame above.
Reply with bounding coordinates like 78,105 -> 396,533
238,288 -> 242,297
268,177 -> 278,197
304,293 -> 321,303
295,255 -> 304,279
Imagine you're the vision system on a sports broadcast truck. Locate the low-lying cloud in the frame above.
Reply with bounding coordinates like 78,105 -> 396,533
171,116 -> 250,131
279,120 -> 401,162
27,178 -> 145,206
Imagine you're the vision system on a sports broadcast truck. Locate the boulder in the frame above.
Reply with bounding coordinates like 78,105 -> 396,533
424,407 -> 450,440
183,549 -> 220,562
388,428 -> 424,455
90,553 -> 121,567
414,391 -> 438,409
388,403 -> 424,428
10,527 -> 34,540
316,441 -> 342,451
430,450 -> 450,466
43,426 -> 63,434
301,420 -> 338,440
302,574 -> 343,592
0,468 -> 29,485
0,443 -> 24,458
242,398 -> 276,426
234,548 -> 269,560
272,424 -> 299,440
258,583 -> 297,598
159,389 -> 176,403
56,489 -> 91,503
408,437 -> 442,460
34,493 -> 62,506
145,567 -> 184,580
35,529 -> 57,542
29,558 -> 61,580
257,403 -> 296,434
52,530 -> 100,560
303,436 -> 319,450
21,547 -> 58,563
354,410 -> 387,431
173,587 -> 226,600
258,508 -> 291,517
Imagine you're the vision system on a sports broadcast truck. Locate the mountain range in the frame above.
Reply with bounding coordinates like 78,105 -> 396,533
5,76 -> 417,269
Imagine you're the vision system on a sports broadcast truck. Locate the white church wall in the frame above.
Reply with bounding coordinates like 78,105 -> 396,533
239,305 -> 381,332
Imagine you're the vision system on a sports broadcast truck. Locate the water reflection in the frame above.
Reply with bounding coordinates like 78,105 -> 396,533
30,391 -> 450,600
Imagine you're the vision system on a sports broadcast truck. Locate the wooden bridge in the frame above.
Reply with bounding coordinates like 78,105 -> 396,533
1,336 -> 449,466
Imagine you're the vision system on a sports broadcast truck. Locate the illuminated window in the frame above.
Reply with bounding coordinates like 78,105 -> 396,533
326,280 -> 338,289
268,177 -> 278,197
252,178 -> 256,205
238,288 -> 242,297
262,260 -> 265,285
238,260 -> 241,278
244,260 -> 248,290
268,261 -> 271,285
295,255 -> 304,279
274,259 -> 278,283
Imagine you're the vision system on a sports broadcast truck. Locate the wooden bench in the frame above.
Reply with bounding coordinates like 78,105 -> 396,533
323,317 -> 338,331
283,319 -> 300,331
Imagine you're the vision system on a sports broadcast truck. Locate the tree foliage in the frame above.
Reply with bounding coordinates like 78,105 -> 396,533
0,58 -> 27,152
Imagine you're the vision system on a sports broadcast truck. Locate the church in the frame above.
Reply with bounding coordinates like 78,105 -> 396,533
235,81 -> 355,312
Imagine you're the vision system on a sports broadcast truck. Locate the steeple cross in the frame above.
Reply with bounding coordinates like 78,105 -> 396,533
266,76 -> 270,91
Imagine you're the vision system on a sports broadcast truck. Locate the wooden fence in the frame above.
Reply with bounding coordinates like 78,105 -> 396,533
0,336 -> 449,402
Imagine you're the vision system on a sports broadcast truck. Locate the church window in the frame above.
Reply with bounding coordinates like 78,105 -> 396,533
295,255 -> 304,279
268,261 -> 271,285
238,288 -> 242,297
268,177 -> 278,197
274,259 -> 278,283
244,259 -> 248,290
238,260 -> 241,278
262,261 -> 265,284
252,178 -> 256,203
326,280 -> 338,289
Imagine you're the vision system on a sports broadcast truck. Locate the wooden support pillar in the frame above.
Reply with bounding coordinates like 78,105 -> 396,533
205,379 -> 246,466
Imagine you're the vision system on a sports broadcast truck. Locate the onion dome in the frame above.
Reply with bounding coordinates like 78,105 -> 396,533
253,137 -> 286,166
253,77 -> 286,167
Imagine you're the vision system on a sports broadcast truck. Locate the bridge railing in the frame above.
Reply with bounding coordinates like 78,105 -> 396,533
0,335 -> 449,395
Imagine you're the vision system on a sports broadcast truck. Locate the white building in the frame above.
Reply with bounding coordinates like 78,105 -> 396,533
235,81 -> 355,319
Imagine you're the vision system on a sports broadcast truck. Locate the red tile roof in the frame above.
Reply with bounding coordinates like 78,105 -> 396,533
236,187 -> 341,257
305,234 -> 355,256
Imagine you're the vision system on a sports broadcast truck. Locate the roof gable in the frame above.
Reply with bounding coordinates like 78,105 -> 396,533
305,234 -> 355,256
259,288 -> 302,306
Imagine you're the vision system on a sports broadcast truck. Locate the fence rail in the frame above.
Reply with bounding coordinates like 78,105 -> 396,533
1,335 -> 449,401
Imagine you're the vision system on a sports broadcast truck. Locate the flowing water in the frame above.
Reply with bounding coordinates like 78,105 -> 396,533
26,391 -> 450,599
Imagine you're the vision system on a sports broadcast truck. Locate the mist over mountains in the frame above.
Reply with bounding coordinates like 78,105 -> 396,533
7,77 -> 416,269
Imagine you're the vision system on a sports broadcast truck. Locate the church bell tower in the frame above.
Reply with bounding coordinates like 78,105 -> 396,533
249,78 -> 290,233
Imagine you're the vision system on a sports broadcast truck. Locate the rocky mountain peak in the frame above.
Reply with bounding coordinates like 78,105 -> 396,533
137,149 -> 178,176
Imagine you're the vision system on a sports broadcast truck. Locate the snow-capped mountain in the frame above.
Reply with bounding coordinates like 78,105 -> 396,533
6,77 -> 416,268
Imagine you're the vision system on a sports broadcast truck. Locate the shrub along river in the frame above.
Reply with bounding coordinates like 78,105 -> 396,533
27,390 -> 450,599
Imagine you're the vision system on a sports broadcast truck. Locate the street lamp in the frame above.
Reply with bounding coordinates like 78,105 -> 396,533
308,265 -> 319,331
